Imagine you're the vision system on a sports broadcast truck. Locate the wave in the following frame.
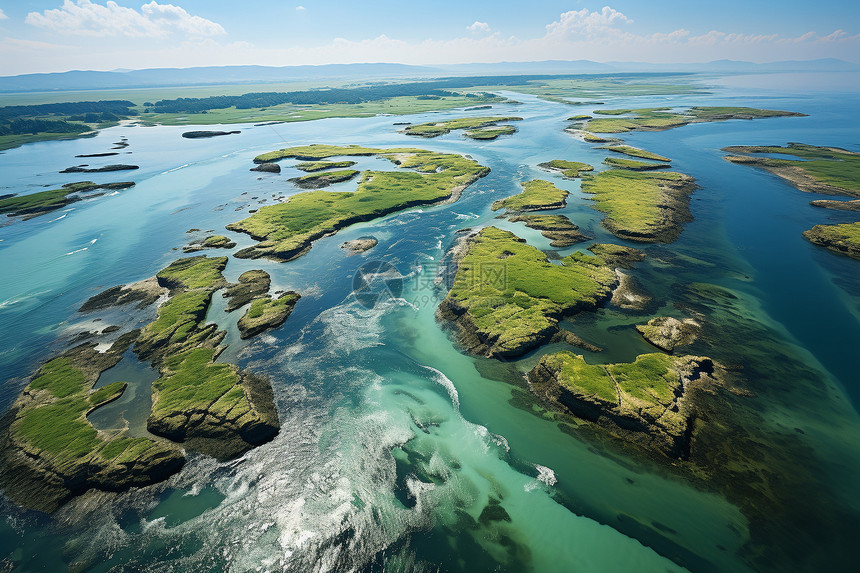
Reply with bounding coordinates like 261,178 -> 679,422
162,163 -> 190,174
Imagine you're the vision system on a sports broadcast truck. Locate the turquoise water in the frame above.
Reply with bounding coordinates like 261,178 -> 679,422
0,74 -> 858,571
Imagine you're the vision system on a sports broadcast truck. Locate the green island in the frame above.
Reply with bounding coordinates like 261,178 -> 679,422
294,160 -> 357,172
507,214 -> 590,247
288,169 -> 361,189
567,115 -> 592,121
0,335 -> 184,512
437,226 -> 643,357
583,106 -> 806,134
602,144 -> 671,162
237,292 -> 302,339
604,157 -> 670,171
0,255 -> 286,511
464,125 -> 517,140
527,351 -> 721,458
0,181 -> 135,219
583,133 -> 612,143
802,223 -> 860,260
491,179 -> 569,212
400,116 -> 522,139
723,143 -> 860,258
723,143 -> 860,199
183,234 -> 236,253
537,159 -> 594,179
580,169 -> 697,242
227,145 -> 490,261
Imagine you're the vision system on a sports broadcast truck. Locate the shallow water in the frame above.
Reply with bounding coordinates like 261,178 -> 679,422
0,73 -> 858,572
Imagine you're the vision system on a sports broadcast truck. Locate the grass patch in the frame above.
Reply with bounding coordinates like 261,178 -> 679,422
441,227 -> 620,356
584,106 -> 805,134
604,157 -> 670,171
723,143 -> 860,196
401,116 -> 521,138
602,145 -> 671,162
492,179 -> 568,212
538,160 -> 594,179
294,160 -> 357,172
580,169 -> 696,242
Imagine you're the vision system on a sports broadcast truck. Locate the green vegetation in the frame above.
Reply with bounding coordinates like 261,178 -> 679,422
289,169 -> 361,189
604,157 -> 670,171
464,125 -> 517,140
537,160 -> 594,179
150,348 -> 247,428
803,222 -> 860,260
723,143 -> 860,197
583,133 -> 610,143
0,181 -> 135,219
229,146 -> 489,261
507,214 -> 589,247
295,160 -> 357,172
602,145 -> 671,162
567,115 -> 592,121
237,292 -> 301,339
491,179 -> 568,212
155,255 -> 227,291
532,351 -> 682,418
480,77 -> 703,103
1,340 -> 184,512
580,169 -> 696,242
584,106 -> 805,134
401,116 -> 521,138
439,227 -> 629,356
0,100 -> 137,151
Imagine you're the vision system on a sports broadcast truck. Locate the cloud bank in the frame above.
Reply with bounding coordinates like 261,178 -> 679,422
25,0 -> 225,37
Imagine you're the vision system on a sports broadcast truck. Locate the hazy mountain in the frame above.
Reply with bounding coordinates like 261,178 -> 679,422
0,63 -> 442,93
0,59 -> 855,93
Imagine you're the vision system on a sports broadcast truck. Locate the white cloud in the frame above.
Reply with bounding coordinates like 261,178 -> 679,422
25,0 -> 225,38
468,21 -> 490,34
545,6 -> 631,38
0,8 -> 8,20
296,6 -> 306,12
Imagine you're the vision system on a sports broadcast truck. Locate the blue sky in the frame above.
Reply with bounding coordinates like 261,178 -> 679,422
0,1 -> 857,75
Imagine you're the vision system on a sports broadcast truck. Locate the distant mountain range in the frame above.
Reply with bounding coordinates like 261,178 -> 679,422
0,59 -> 856,93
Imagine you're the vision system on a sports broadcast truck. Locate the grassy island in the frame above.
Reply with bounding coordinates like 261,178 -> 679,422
0,334 -> 184,512
491,179 -> 569,212
401,116 -> 522,139
237,292 -> 301,339
228,145 -> 489,261
0,255 -> 286,511
183,234 -> 236,253
508,214 -> 589,247
437,227 -> 643,357
580,169 -> 697,242
602,145 -> 671,162
584,106 -> 806,134
0,181 -> 135,220
537,160 -> 594,179
527,351 -> 721,457
604,157 -> 670,171
288,169 -> 361,189
295,160 -> 357,172
723,143 -> 860,198
802,222 -> 860,260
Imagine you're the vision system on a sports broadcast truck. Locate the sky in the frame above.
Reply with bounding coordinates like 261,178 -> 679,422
0,0 -> 858,76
